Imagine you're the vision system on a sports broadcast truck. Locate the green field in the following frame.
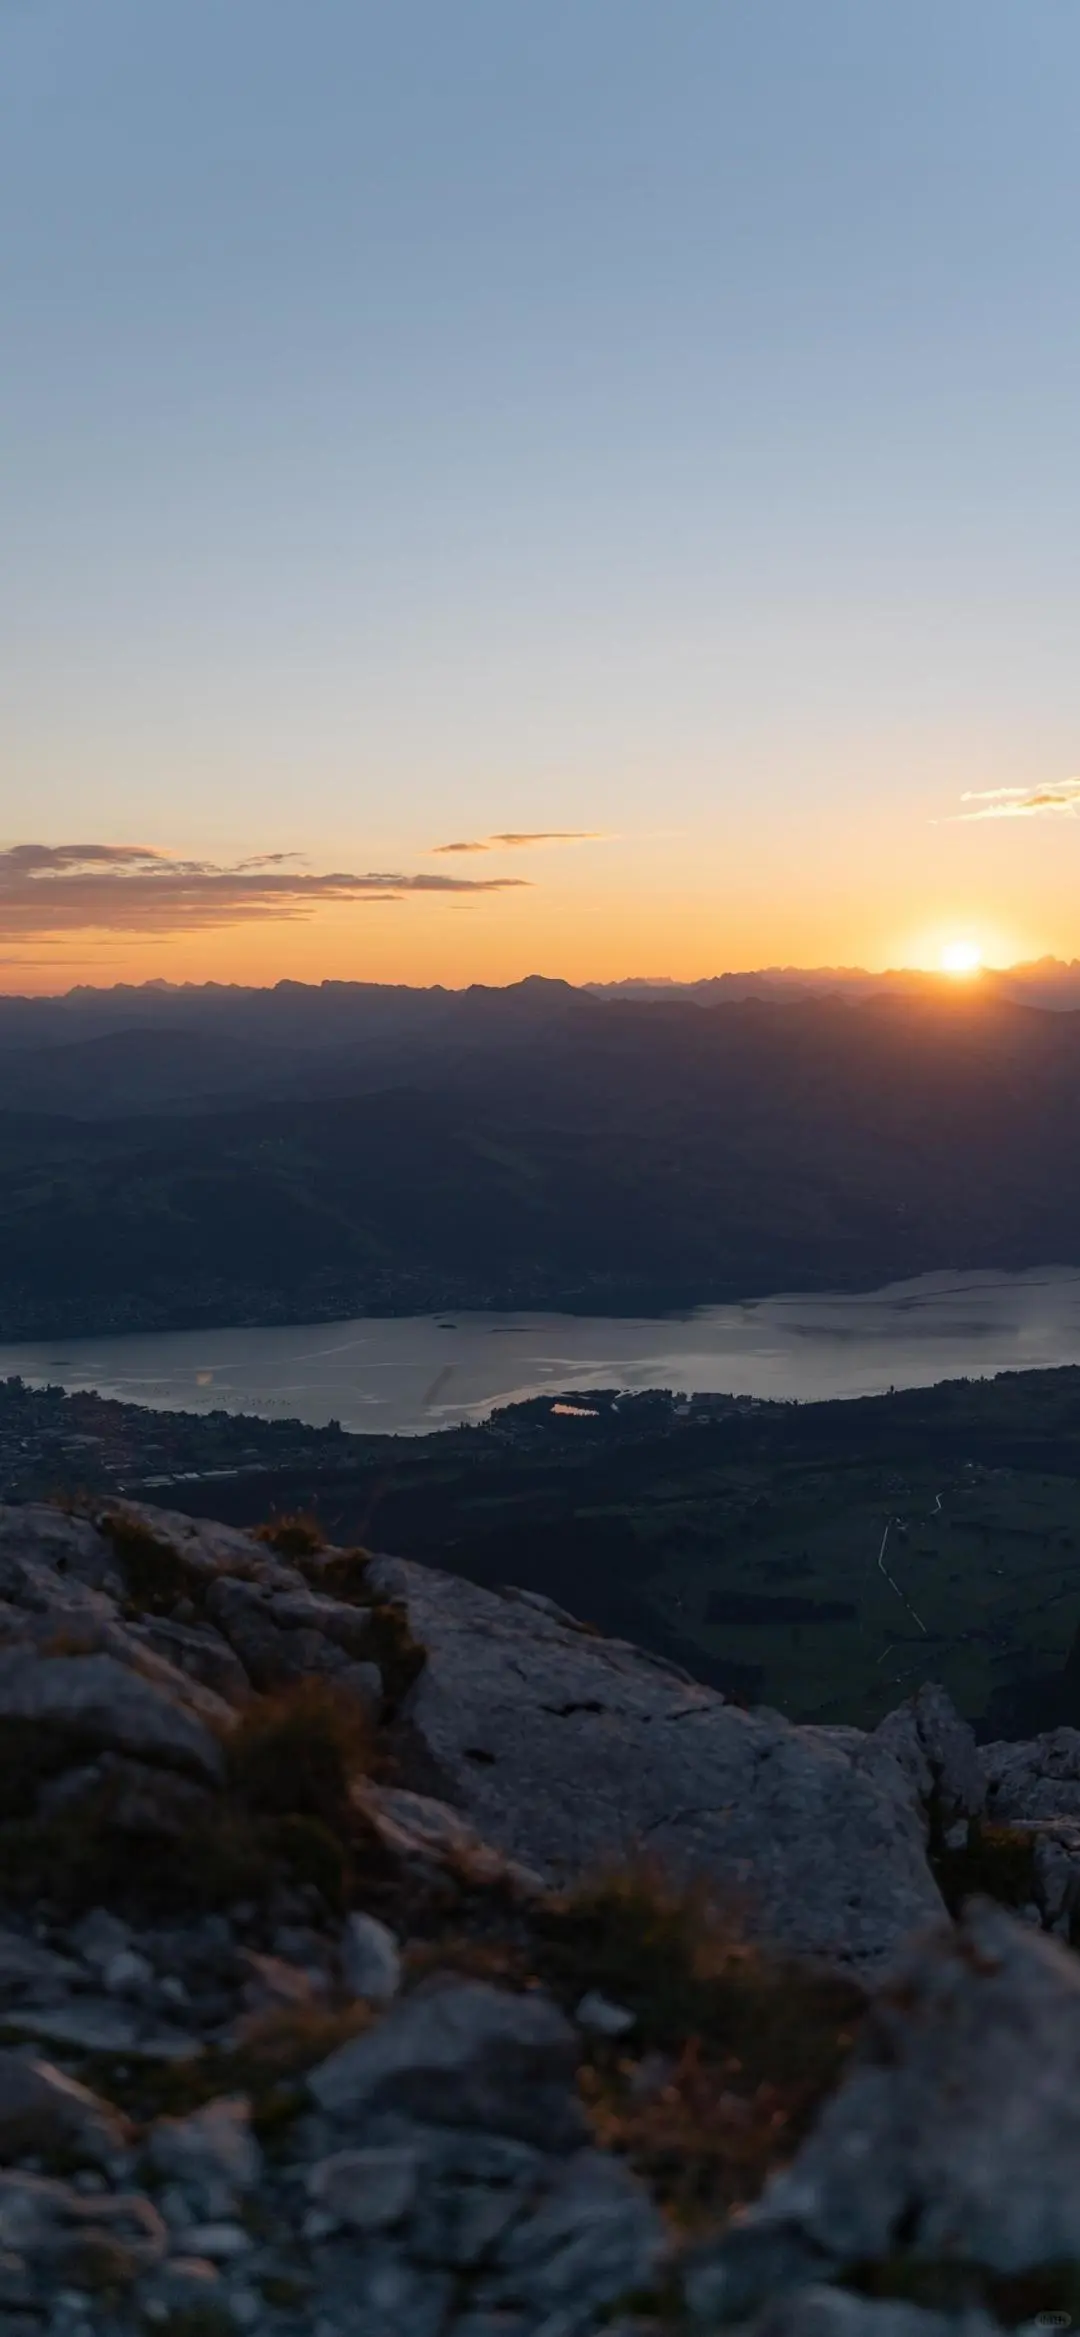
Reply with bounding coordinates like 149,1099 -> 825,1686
618,1454 -> 1080,1727
8,1365 -> 1080,1733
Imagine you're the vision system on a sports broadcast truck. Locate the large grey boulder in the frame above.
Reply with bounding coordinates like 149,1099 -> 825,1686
982,1728 -> 1080,1822
872,1683 -> 985,1842
308,1977 -> 585,2151
35,1749 -> 217,1838
0,1502 -> 244,1740
301,2120 -> 664,2333
204,1575 -> 317,1688
1025,1819 -> 1080,1933
91,1499 -> 304,1595
98,1624 -> 238,1728
126,1614 -> 252,1705
685,1900 -> 1080,2323
0,1504 -> 122,1595
205,1573 -> 377,1693
365,1557 -> 943,1971
0,1647 -> 224,1784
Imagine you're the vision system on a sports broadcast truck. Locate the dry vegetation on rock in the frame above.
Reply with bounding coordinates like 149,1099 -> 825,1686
3,1498 -> 1080,2336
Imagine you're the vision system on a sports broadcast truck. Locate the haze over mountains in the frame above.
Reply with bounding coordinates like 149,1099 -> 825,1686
2,960 -> 1080,1118
1,970 -> 1080,1338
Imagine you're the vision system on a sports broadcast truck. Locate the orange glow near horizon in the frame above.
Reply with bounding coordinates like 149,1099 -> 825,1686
0,850 -> 1056,997
0,909 -> 1052,997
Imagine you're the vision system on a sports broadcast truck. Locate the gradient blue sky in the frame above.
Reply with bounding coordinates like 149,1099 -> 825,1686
3,0 -> 1079,987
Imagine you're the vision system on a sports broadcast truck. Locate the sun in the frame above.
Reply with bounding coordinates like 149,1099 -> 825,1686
940,940 -> 983,977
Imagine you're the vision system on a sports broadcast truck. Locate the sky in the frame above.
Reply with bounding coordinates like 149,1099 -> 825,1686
3,0 -> 1080,992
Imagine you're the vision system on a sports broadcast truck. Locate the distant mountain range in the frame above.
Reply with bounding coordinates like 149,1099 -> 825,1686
588,960 -> 1080,1010
1,962 -> 1079,1119
2,975 -> 1080,1337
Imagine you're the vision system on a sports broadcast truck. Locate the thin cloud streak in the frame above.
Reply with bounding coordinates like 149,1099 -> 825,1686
0,843 -> 527,937
432,830 -> 606,853
956,780 -> 1080,821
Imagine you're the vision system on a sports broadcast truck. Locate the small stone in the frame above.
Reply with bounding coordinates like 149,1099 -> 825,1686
340,1912 -> 401,2004
0,1929 -> 82,2001
71,1909 -> 130,1972
311,2241 -> 451,2337
180,2220 -> 252,2260
482,2147 -> 666,2314
158,2185 -> 195,2233
308,1977 -> 585,2151
7,2000 -> 201,2061
241,1949 -> 316,2012
0,2052 -> 128,2166
103,1948 -> 154,1997
136,2256 -> 223,2322
334,1659 -> 383,1718
147,2097 -> 261,2222
307,2146 -> 421,2232
575,1990 -> 637,2038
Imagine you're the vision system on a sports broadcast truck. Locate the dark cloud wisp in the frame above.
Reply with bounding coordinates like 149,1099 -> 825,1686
0,843 -> 527,937
432,831 -> 605,854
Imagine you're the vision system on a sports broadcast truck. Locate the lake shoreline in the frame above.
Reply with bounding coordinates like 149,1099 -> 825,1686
4,1248 -> 1080,1347
3,1265 -> 1080,1441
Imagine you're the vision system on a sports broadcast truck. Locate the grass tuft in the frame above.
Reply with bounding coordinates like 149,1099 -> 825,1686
0,1680 -> 383,1919
227,1678 -> 374,1832
539,1861 -> 864,2227
254,1512 -> 325,1558
97,1511 -> 199,1615
303,1547 -> 373,1602
361,1599 -> 427,1708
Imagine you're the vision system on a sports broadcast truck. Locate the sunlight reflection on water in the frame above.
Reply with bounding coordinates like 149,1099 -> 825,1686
2,1266 -> 1078,1436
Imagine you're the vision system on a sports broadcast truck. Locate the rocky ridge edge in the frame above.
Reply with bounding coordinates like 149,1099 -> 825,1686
2,1499 -> 1080,2337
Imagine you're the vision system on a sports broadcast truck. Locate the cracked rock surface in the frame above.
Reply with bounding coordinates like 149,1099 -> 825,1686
365,1554 -> 945,1972
1,1501 -> 1080,2335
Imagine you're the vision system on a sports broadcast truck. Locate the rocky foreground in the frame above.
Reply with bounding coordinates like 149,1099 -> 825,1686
4,1502 -> 1080,2336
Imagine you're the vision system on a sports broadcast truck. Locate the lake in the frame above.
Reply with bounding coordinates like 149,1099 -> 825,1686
2,1265 -> 1079,1436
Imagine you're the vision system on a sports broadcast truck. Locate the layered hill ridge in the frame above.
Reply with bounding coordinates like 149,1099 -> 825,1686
4,1499 -> 1080,2333
4,985 -> 1080,1333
